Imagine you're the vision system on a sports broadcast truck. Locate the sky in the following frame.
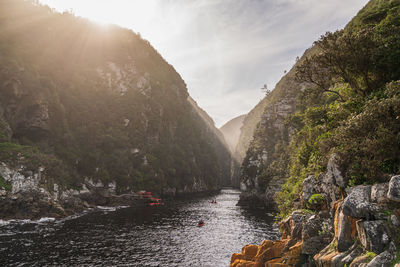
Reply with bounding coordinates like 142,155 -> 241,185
40,0 -> 369,127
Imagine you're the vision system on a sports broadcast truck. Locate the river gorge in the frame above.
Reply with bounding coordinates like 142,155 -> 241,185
0,189 -> 279,266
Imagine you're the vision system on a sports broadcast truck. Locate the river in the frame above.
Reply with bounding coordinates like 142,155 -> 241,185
0,188 -> 279,266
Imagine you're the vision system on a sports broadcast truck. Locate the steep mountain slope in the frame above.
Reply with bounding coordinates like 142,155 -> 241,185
187,96 -> 232,186
234,98 -> 269,163
238,48 -> 313,207
0,0 -> 231,219
219,114 -> 246,154
233,0 -> 400,265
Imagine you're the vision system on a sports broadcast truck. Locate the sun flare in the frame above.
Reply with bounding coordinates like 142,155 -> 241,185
39,0 -> 156,28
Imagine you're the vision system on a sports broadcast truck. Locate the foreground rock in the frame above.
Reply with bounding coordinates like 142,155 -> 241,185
231,156 -> 400,267
388,175 -> 400,202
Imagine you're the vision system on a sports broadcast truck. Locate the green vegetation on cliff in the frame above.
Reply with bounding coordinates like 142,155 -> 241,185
0,0 -> 231,193
277,0 -> 400,216
240,0 -> 400,216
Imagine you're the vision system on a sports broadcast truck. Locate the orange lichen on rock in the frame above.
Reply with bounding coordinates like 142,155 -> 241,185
333,200 -> 342,236
230,239 -> 303,267
264,241 -> 303,266
230,239 -> 302,267
243,244 -> 259,258
314,251 -> 339,266
255,240 -> 288,264
231,259 -> 258,267
265,262 -> 290,267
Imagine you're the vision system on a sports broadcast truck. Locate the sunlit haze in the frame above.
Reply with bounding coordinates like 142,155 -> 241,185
39,0 -> 369,127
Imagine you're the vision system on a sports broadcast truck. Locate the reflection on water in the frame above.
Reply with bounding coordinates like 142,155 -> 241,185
0,188 -> 279,266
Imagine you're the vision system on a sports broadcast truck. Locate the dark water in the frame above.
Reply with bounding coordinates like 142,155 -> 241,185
0,188 -> 279,267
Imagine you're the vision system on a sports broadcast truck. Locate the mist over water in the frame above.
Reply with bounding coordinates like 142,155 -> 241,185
0,189 -> 279,266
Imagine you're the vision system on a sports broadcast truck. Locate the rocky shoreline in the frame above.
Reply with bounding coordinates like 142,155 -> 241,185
231,156 -> 400,267
0,162 -> 220,221
0,161 -> 148,220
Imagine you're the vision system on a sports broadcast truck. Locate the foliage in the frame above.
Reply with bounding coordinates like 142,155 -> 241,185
240,0 -> 400,218
308,194 -> 324,205
0,0 -> 231,193
277,1 -> 400,216
0,175 -> 11,191
365,251 -> 377,262
392,249 -> 400,266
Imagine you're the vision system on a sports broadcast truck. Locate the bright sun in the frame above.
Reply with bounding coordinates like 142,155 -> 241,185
39,0 -> 157,28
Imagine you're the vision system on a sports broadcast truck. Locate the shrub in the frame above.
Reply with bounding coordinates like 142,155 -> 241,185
308,194 -> 324,205
0,175 -> 11,191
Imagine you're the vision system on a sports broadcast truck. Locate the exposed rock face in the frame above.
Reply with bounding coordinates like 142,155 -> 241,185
238,47 -> 314,209
342,185 -> 373,219
388,175 -> 400,202
336,201 -> 357,252
230,239 -> 302,267
230,209 -> 332,267
233,0 -> 400,265
365,241 -> 396,267
234,99 -> 269,164
220,114 -> 247,187
0,162 -> 148,220
356,220 -> 390,254
371,183 -> 389,204
232,153 -> 400,267
327,154 -> 346,188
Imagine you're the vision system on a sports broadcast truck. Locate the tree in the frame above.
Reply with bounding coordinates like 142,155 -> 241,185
261,84 -> 271,96
295,28 -> 390,101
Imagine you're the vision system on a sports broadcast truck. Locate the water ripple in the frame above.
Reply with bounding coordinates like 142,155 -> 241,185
0,188 -> 279,266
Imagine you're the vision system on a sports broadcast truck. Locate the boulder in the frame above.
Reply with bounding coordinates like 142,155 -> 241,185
255,242 -> 286,263
302,215 -> 321,240
356,220 -> 390,254
0,189 -> 6,196
242,244 -> 259,258
387,175 -> 400,202
302,215 -> 332,255
301,175 -> 317,207
335,241 -> 363,267
302,235 -> 329,255
313,241 -> 340,267
320,172 -> 342,212
289,210 -> 311,241
366,242 -> 396,267
366,251 -> 393,267
230,240 -> 293,267
336,202 -> 356,252
343,185 -> 373,219
349,254 -> 370,267
327,154 -> 345,188
370,183 -> 389,204
392,214 -> 400,227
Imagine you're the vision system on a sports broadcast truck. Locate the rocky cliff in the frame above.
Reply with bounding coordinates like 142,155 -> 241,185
220,114 -> 246,155
187,96 -> 232,187
0,0 -> 231,219
233,0 -> 400,265
220,114 -> 246,187
237,48 -> 313,208
230,156 -> 400,266
234,98 -> 269,164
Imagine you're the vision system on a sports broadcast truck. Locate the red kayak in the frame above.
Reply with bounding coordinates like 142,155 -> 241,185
149,198 -> 163,206
197,222 -> 205,227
